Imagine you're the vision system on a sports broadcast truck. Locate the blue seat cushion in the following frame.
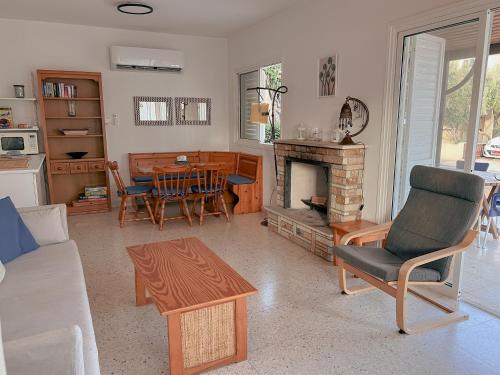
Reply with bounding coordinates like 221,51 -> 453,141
133,175 -> 154,183
227,174 -> 255,185
191,185 -> 223,194
126,185 -> 151,195
152,187 -> 185,197
0,197 -> 39,263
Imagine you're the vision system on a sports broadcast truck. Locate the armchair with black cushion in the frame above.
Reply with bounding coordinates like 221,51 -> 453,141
333,165 -> 484,334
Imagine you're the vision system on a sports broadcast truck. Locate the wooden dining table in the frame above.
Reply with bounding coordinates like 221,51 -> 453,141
473,170 -> 500,239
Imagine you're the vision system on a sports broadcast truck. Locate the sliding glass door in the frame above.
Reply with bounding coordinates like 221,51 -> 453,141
392,11 -> 493,298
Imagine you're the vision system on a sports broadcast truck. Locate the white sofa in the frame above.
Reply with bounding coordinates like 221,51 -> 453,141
0,204 -> 100,375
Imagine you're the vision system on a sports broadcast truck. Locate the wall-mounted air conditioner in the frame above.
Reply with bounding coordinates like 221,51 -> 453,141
110,46 -> 184,72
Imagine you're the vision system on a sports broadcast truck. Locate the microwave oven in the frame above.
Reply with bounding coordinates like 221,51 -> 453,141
0,132 -> 39,155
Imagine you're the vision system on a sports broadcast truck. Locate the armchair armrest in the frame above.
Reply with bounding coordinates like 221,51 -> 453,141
397,230 -> 477,284
4,326 -> 84,375
339,221 -> 393,245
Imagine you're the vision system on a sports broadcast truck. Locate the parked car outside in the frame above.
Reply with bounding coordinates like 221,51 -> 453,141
483,137 -> 500,158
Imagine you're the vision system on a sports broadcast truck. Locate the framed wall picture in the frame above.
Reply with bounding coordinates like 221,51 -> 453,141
318,55 -> 338,97
0,107 -> 13,129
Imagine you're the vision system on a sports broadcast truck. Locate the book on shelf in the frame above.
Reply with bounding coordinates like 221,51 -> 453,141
42,81 -> 78,98
84,186 -> 107,197
78,194 -> 107,202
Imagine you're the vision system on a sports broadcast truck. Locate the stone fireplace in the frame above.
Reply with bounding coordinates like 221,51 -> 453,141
265,139 -> 365,261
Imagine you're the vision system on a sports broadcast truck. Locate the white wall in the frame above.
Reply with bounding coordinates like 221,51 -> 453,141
228,0 -> 461,221
0,18 -> 229,196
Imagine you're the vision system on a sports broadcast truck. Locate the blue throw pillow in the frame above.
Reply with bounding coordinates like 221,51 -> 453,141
0,197 -> 39,263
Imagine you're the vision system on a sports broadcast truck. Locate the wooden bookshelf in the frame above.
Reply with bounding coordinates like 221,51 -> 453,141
37,70 -> 111,215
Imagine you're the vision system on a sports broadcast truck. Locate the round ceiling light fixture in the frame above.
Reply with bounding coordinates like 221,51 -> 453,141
117,2 -> 153,15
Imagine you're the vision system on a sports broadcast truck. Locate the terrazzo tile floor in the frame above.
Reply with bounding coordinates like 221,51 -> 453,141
69,208 -> 500,375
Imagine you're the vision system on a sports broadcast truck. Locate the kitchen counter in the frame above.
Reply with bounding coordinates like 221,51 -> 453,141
0,154 -> 47,207
0,154 -> 45,174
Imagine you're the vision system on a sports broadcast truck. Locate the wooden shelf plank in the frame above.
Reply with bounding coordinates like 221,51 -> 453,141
48,134 -> 103,138
42,97 -> 100,101
46,116 -> 102,119
50,157 -> 105,162
0,97 -> 37,101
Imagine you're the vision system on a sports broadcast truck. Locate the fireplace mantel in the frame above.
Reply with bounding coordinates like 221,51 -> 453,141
274,139 -> 366,150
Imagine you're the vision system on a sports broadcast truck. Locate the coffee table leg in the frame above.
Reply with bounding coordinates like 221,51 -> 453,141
167,313 -> 184,375
134,268 -> 151,306
234,297 -> 248,362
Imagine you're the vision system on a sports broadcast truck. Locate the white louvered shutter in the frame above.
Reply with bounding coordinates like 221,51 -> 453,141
240,70 -> 260,140
395,33 -> 446,213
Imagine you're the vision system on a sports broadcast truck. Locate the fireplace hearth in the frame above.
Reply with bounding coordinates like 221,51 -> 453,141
265,139 -> 365,261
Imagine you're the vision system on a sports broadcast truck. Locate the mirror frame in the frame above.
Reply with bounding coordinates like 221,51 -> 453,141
175,97 -> 211,125
134,96 -> 173,126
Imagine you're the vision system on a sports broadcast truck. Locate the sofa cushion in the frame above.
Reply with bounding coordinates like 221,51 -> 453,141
20,206 -> 67,246
227,174 -> 255,185
333,245 -> 441,282
0,197 -> 39,263
0,240 -> 99,375
4,326 -> 84,375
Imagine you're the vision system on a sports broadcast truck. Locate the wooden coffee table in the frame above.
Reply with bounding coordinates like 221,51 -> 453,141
127,237 -> 257,375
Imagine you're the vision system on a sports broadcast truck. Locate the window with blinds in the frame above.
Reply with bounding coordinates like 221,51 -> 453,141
240,70 -> 260,140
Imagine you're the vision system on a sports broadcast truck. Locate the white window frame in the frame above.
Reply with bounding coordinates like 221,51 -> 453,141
233,60 -> 284,150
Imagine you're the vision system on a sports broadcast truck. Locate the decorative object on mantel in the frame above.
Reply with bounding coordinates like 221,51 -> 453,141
308,127 -> 323,141
174,97 -> 211,125
338,96 -> 369,145
13,85 -> 25,98
134,96 -> 173,126
297,123 -> 306,140
318,55 -> 337,97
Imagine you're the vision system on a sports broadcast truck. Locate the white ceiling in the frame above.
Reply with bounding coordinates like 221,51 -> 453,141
0,0 -> 303,37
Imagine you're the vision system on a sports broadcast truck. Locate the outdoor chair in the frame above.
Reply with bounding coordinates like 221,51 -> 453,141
481,192 -> 500,248
333,165 -> 484,334
455,160 -> 489,172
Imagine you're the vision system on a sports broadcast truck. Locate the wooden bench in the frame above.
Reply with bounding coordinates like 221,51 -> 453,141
128,151 -> 263,214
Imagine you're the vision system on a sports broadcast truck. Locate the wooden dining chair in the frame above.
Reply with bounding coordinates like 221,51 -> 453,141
107,161 -> 155,227
191,163 -> 230,225
152,165 -> 193,230
333,166 -> 484,334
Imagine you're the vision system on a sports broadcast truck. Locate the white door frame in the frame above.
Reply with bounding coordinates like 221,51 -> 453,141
377,1 -> 496,298
376,0 -> 500,224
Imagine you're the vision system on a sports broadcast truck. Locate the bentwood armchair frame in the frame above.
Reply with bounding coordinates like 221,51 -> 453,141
336,222 -> 477,335
152,165 -> 193,230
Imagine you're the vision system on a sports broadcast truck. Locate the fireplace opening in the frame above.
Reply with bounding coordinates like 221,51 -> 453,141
284,158 -> 330,222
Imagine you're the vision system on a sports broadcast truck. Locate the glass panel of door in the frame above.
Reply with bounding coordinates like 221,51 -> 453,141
393,12 -> 493,301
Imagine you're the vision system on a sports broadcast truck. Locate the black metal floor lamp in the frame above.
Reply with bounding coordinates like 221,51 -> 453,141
247,85 -> 288,226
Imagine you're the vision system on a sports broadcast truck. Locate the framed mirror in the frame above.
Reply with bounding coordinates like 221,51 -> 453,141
134,96 -> 173,126
175,97 -> 211,125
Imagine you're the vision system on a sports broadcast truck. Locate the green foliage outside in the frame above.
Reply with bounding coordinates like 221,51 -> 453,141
262,64 -> 282,144
445,57 -> 500,143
